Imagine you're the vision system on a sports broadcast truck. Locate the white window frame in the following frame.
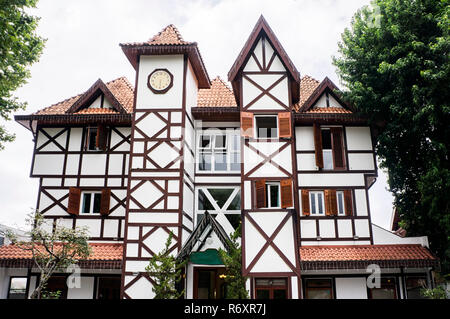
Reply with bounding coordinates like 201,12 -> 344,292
336,191 -> 345,216
254,115 -> 278,139
80,191 -> 102,214
309,191 -> 325,215
196,129 -> 240,173
265,182 -> 281,209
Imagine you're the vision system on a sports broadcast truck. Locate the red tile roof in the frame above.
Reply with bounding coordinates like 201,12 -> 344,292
197,77 -> 237,107
34,77 -> 134,116
300,244 -> 438,270
297,75 -> 320,110
303,107 -> 352,114
121,25 -> 191,46
0,242 -> 122,261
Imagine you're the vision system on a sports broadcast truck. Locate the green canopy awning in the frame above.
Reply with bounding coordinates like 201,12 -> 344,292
189,249 -> 223,265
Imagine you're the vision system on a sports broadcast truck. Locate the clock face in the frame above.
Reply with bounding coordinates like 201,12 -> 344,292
148,69 -> 173,93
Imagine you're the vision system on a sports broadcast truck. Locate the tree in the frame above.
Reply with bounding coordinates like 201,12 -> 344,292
218,225 -> 249,299
145,232 -> 186,299
0,0 -> 45,149
5,211 -> 91,299
333,0 -> 450,272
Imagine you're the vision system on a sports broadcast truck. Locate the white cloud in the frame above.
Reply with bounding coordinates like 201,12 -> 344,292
0,0 -> 394,229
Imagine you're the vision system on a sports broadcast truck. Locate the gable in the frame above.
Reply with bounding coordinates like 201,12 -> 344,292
312,91 -> 345,109
242,36 -> 287,73
66,79 -> 127,114
228,15 -> 300,106
176,212 -> 232,262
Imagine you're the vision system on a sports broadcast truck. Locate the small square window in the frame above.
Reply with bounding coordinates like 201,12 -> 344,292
214,135 -> 227,149
81,192 -> 102,214
255,116 -> 278,139
199,135 -> 212,149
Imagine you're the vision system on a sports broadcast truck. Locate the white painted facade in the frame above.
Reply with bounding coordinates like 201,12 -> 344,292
2,18 -> 436,300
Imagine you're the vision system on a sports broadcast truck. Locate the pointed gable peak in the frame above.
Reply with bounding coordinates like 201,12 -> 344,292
147,24 -> 191,45
297,76 -> 354,113
228,16 -> 300,83
65,78 -> 128,115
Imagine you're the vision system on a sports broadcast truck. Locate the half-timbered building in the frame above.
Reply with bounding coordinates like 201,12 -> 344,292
0,16 -> 439,299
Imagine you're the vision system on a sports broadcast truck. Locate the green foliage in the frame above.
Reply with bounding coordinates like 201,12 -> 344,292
421,285 -> 448,299
40,289 -> 62,299
146,232 -> 186,299
333,0 -> 450,273
6,211 -> 91,299
0,0 -> 45,149
218,225 -> 249,299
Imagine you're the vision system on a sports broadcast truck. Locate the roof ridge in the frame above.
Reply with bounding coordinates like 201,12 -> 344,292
213,76 -> 234,93
148,24 -> 188,45
301,74 -> 320,83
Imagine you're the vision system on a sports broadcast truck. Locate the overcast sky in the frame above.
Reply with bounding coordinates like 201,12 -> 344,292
0,0 -> 394,230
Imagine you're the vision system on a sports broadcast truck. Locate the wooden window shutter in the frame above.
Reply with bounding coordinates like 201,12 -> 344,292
240,112 -> 254,138
301,189 -> 310,216
324,189 -> 338,216
100,188 -> 111,216
67,188 -> 81,216
331,127 -> 345,169
344,190 -> 353,216
255,179 -> 266,208
278,112 -> 291,138
280,179 -> 293,208
96,124 -> 108,151
313,123 -> 323,168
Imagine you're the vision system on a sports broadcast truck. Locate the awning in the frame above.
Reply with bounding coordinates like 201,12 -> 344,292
189,249 -> 223,265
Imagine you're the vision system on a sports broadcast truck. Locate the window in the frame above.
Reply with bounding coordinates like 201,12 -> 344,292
85,125 -> 108,151
0,235 -> 4,246
369,278 -> 397,299
310,191 -> 325,215
87,127 -> 99,151
321,129 -> 333,169
304,278 -> 333,299
81,191 -> 102,214
255,116 -> 278,139
406,276 -> 428,299
197,130 -> 240,173
314,125 -> 345,170
196,187 -> 241,229
8,277 -> 28,299
265,182 -> 281,208
255,278 -> 287,299
336,191 -> 345,215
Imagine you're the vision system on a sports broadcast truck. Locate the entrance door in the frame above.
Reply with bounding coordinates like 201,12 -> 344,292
193,267 -> 226,299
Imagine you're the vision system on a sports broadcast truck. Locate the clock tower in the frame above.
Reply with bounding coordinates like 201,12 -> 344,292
119,25 -> 210,299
